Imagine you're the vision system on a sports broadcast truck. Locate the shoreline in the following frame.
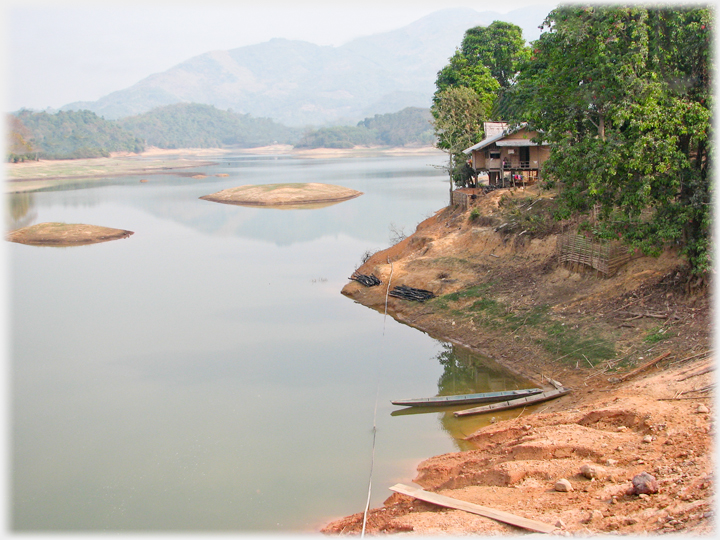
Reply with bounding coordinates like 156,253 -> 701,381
327,186 -> 712,535
4,145 -> 442,192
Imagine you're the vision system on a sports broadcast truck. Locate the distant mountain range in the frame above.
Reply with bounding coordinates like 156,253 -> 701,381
61,6 -> 553,126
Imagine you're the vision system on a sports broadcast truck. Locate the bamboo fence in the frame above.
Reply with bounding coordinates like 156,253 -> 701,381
557,233 -> 639,276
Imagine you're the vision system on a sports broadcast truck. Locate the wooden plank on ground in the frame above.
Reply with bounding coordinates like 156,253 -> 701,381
389,483 -> 557,534
616,351 -> 672,382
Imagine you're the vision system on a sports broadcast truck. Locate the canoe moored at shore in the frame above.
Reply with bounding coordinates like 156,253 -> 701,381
391,388 -> 543,408
453,387 -> 572,417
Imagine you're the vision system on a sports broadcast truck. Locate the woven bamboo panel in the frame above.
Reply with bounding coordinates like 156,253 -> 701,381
452,191 -> 469,209
557,234 -> 639,275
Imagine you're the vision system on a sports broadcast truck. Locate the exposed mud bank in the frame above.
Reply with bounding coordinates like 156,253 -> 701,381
6,222 -> 134,246
325,184 -> 712,535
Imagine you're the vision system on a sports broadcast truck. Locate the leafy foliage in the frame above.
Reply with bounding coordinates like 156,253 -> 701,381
459,21 -> 531,89
11,109 -> 144,160
432,21 -> 529,188
6,115 -> 37,162
118,103 -> 302,148
294,126 -> 378,149
294,107 -> 435,149
503,5 -> 712,279
357,107 -> 435,146
431,87 -> 488,186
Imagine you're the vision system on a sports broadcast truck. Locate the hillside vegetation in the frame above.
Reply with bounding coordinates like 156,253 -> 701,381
117,103 -> 302,149
7,105 -> 436,160
294,107 -> 435,149
8,109 -> 144,160
431,5 -> 711,280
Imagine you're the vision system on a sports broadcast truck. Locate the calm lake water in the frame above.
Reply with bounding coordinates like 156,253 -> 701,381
8,152 -> 534,532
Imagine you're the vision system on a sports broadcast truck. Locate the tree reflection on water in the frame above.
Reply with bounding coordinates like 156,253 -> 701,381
434,342 -> 538,451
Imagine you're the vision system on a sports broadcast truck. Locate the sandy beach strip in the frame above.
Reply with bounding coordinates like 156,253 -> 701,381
4,145 -> 443,193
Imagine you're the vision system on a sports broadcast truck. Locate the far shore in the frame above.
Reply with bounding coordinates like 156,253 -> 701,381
4,145 -> 442,193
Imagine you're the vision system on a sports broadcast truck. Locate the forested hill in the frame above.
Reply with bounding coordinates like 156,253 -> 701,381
295,107 -> 435,149
9,109 -> 144,160
117,103 -> 302,149
6,105 -> 436,160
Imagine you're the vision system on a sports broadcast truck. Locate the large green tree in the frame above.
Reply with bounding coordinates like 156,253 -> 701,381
432,86 -> 489,192
506,5 -> 712,281
432,20 -> 528,189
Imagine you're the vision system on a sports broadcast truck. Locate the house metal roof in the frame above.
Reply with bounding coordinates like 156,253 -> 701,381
463,123 -> 544,154
495,139 -> 538,147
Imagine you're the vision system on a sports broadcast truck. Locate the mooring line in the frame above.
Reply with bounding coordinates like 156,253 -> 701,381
383,257 -> 394,335
361,258 -> 394,537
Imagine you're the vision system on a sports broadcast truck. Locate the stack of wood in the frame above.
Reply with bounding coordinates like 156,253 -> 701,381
389,284 -> 435,302
349,273 -> 382,287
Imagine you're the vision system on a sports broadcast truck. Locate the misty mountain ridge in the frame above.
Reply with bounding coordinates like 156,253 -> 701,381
61,6 -> 552,126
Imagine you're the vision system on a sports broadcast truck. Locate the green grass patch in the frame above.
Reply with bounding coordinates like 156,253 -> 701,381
542,322 -> 615,365
644,326 -> 676,343
504,304 -> 551,330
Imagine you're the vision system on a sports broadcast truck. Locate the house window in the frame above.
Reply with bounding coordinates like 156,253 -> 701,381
489,150 -> 500,159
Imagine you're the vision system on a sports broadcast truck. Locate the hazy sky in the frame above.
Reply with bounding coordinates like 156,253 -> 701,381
3,0 -> 557,112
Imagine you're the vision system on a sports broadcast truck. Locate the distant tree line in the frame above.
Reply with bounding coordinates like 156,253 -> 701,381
6,104 -> 435,161
116,103 -> 302,149
294,107 -> 435,149
8,109 -> 144,161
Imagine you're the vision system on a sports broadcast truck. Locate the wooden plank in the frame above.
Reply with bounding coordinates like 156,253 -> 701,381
454,388 -> 571,417
390,483 -> 557,534
616,351 -> 672,382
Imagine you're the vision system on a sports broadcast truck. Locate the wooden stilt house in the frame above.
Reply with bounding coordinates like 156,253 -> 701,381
464,122 -> 550,186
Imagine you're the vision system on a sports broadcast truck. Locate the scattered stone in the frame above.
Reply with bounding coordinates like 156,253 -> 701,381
697,404 -> 710,414
642,435 -> 653,443
555,519 -> 566,529
631,472 -> 659,495
617,426 -> 628,432
555,478 -> 573,492
580,464 -> 599,479
606,459 -> 618,466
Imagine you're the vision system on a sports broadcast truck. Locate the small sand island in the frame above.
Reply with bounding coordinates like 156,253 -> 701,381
6,222 -> 134,246
199,182 -> 363,209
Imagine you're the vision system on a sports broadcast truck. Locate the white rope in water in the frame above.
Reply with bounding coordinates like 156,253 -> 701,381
360,258 -> 394,537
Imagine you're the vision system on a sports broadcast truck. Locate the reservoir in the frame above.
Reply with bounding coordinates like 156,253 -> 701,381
8,152 -> 533,532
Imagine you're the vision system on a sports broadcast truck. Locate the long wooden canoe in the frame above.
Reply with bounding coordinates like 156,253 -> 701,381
391,388 -> 543,408
453,387 -> 571,417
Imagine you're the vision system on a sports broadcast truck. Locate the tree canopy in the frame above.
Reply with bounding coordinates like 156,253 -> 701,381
505,5 -> 712,279
294,107 -> 435,149
11,109 -> 145,159
118,103 -> 302,149
431,20 -> 528,188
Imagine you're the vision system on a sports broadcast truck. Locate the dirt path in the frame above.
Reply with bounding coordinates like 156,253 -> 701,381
324,184 -> 713,535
